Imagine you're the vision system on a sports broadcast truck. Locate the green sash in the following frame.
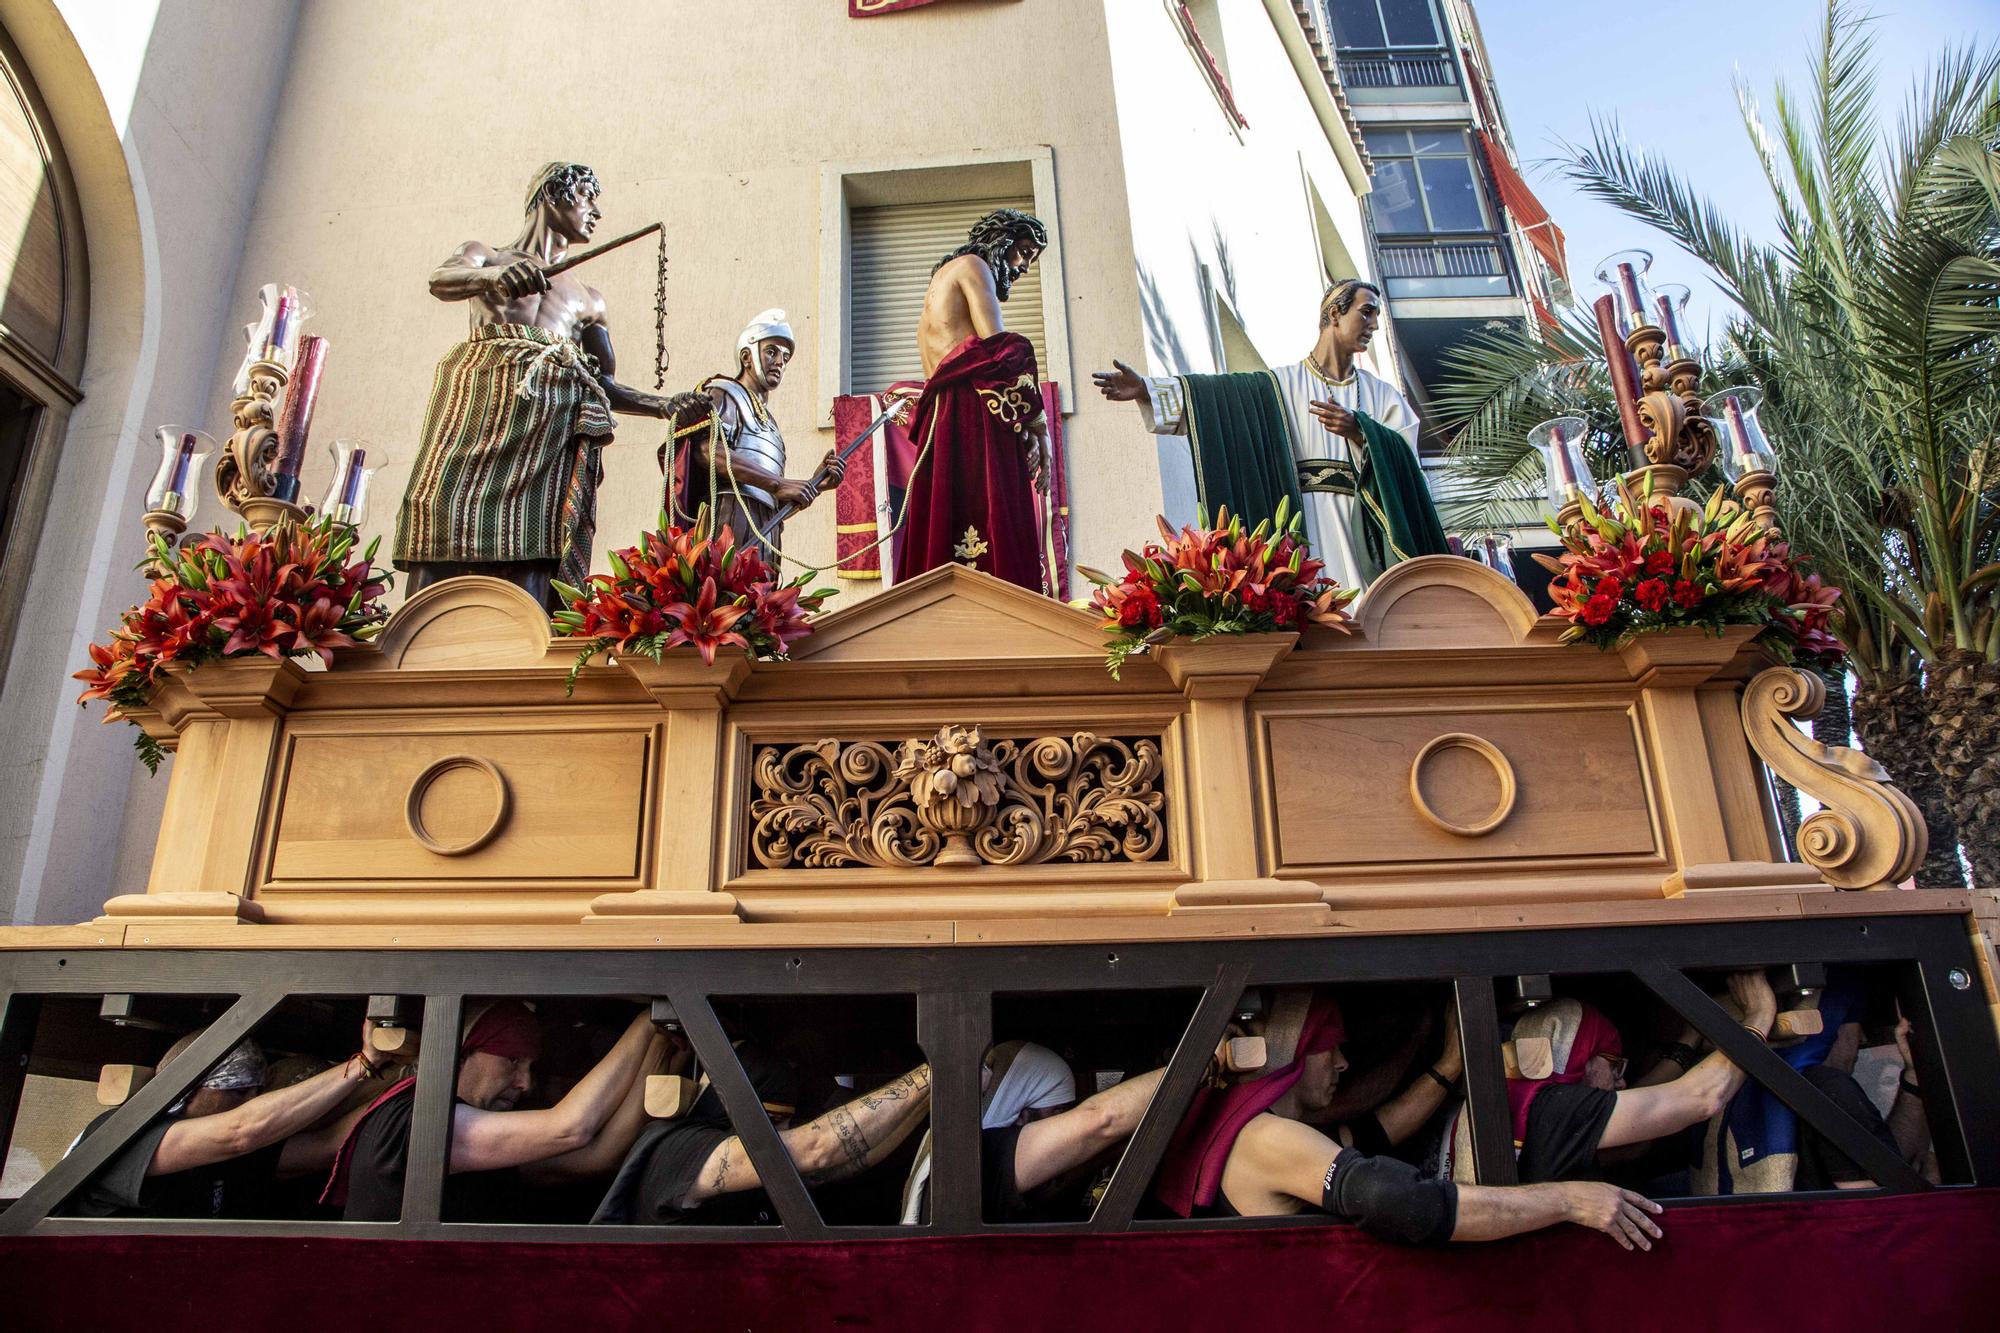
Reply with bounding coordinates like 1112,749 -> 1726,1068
1176,372 -> 1450,567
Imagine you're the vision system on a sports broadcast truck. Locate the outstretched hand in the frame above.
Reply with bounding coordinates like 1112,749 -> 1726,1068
1091,359 -> 1148,403
1563,1182 -> 1664,1251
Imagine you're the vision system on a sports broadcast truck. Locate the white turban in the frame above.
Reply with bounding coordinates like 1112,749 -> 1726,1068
736,308 -> 795,358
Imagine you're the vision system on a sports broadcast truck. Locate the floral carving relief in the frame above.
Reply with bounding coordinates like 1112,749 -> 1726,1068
749,727 -> 1167,870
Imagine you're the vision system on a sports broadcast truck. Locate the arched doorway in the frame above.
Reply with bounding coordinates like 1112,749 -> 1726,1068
0,17 -> 87,677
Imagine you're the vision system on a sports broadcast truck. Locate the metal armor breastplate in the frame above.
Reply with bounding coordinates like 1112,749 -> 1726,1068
708,378 -> 786,508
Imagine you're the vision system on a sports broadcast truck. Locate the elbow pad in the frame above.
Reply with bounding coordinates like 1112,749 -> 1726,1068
1321,1149 -> 1458,1246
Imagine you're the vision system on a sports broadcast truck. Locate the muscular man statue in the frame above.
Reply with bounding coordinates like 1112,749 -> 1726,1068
668,309 -> 842,564
896,208 -> 1050,592
394,162 -> 700,609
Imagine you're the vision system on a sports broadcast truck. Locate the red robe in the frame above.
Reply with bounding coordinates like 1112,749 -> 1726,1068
894,332 -> 1045,592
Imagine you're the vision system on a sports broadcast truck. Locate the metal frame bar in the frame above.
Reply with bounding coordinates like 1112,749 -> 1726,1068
0,990 -> 282,1233
1634,963 -> 1927,1193
1,911 -> 1993,1242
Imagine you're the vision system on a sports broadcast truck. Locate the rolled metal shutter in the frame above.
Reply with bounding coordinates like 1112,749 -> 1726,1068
848,196 -> 1048,393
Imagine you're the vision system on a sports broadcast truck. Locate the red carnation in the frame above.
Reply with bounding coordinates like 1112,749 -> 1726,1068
1582,593 -> 1618,626
1594,576 -> 1624,601
1634,578 -> 1668,612
1644,550 -> 1675,576
1672,578 -> 1702,608
1268,590 -> 1301,628
1118,585 -> 1163,629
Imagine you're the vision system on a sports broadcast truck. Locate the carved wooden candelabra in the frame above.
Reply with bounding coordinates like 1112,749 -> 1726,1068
1623,316 -> 1716,510
216,356 -> 308,533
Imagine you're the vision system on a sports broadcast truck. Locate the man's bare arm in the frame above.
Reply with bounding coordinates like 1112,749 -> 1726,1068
448,1011 -> 654,1174
429,240 -> 544,303
1453,1181 -> 1663,1250
523,1033 -> 676,1183
1013,1067 -> 1165,1194
150,1049 -> 380,1177
683,1064 -> 933,1207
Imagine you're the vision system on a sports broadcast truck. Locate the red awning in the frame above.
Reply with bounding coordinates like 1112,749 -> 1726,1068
1477,130 -> 1567,284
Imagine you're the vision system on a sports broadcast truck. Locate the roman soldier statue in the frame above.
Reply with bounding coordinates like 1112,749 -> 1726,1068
667,309 -> 841,563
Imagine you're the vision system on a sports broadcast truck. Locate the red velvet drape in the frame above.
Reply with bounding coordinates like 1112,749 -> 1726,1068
4,1190 -> 1994,1331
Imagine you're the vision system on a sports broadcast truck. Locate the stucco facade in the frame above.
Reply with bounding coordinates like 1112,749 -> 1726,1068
0,0 -> 1382,925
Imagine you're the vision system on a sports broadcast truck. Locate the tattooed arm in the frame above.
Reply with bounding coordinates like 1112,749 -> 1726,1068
680,1064 -> 933,1208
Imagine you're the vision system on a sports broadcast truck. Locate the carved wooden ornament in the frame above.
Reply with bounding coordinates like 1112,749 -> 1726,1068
750,728 -> 1166,870
1740,668 -> 1926,889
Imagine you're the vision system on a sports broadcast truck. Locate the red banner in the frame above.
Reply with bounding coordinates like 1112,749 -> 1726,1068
849,0 -> 1017,16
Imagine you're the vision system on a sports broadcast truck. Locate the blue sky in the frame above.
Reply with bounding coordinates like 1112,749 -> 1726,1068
1478,0 -> 1996,338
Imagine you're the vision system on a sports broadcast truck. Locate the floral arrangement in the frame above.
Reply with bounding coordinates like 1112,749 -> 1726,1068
1535,478 -> 1842,665
1082,501 -> 1357,677
75,517 -> 392,772
552,514 -> 833,688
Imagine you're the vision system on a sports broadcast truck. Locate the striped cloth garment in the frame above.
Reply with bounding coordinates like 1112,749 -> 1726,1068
394,323 -> 617,591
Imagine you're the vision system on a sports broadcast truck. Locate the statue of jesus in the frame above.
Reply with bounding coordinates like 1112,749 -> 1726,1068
393,162 -> 700,609
1092,278 -> 1449,591
894,208 -> 1050,592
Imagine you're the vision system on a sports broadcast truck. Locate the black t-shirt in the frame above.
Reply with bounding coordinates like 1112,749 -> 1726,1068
982,1123 -> 1029,1221
1517,1083 -> 1618,1183
340,1086 -> 523,1222
64,1110 -> 282,1219
592,1114 -> 777,1226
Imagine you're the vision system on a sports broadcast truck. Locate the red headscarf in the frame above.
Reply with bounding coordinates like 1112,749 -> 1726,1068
319,1001 -> 543,1206
1505,999 -> 1623,1143
1153,994 -> 1346,1217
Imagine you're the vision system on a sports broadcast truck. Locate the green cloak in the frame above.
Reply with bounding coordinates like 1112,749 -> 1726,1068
1178,371 -> 1450,566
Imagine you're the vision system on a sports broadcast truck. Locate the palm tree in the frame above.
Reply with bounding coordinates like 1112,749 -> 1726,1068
1436,2 -> 1996,885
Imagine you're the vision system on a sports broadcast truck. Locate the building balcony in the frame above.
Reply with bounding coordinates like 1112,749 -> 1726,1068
1337,46 -> 1461,101
1377,234 -> 1515,300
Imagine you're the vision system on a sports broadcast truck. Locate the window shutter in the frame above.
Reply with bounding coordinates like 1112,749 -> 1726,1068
0,62 -> 67,364
848,196 -> 1048,393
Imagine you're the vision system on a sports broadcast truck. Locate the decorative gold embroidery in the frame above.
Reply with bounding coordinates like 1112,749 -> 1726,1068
976,372 -> 1041,427
954,526 -> 990,562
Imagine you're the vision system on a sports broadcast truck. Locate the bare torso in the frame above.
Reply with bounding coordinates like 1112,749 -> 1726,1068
437,239 -> 606,341
917,253 -> 1002,376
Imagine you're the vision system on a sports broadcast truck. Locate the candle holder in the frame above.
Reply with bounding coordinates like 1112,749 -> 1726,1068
1707,386 -> 1780,534
142,427 -> 216,552
319,439 -> 380,530
1591,250 -> 1716,512
1652,283 -> 1693,363
1468,532 -> 1517,579
1530,414 -> 1594,530
215,352 -> 306,533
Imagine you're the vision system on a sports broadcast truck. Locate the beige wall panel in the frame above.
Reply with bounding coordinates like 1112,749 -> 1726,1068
265,726 -> 654,885
1266,705 -> 1656,868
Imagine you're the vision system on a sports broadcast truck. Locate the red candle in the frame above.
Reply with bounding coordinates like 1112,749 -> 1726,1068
270,335 -> 326,503
1654,293 -> 1682,349
1547,422 -> 1578,486
1593,294 -> 1651,448
1723,397 -> 1754,458
1617,262 -> 1645,331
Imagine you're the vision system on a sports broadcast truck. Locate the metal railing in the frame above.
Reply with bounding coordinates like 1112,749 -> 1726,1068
1378,235 -> 1511,283
1336,46 -> 1459,90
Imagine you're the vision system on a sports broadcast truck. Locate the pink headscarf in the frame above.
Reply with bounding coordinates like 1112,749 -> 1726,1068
1153,995 -> 1346,1217
1505,999 -> 1623,1142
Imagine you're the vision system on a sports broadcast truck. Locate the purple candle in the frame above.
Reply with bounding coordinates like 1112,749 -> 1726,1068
338,447 -> 366,509
271,335 -> 327,501
264,290 -> 294,362
1594,294 -> 1651,447
167,432 -> 196,496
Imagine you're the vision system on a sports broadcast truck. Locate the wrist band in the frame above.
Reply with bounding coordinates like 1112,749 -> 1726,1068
1660,1042 -> 1698,1072
1422,1066 -> 1456,1092
1742,1022 -> 1770,1042
1899,1077 -> 1921,1097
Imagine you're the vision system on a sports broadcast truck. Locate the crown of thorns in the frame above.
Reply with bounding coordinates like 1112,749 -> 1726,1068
966,208 -> 1048,253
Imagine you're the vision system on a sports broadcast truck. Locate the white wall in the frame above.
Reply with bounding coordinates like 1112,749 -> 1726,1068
1102,0 -> 1382,526
0,0 -> 301,925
